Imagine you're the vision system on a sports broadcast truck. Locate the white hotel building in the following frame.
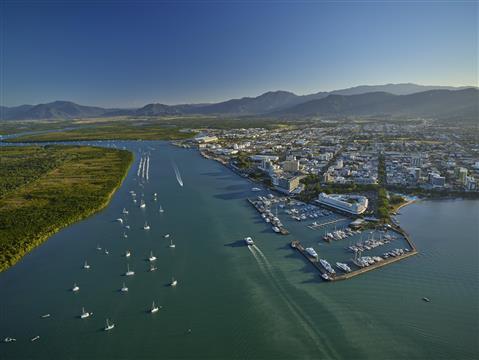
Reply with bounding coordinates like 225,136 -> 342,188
317,193 -> 369,215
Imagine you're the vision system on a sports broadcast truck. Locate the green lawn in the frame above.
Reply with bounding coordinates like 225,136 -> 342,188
0,145 -> 133,271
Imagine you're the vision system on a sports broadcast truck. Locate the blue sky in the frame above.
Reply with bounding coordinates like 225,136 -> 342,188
1,1 -> 477,107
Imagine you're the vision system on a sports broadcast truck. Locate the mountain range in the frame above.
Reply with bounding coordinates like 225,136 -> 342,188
1,83 -> 477,120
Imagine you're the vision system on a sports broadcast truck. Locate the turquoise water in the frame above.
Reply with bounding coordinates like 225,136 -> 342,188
1,141 -> 478,359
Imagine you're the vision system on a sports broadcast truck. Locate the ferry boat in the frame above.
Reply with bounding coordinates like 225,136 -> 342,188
148,251 -> 157,262
244,236 -> 254,245
83,261 -> 90,269
305,247 -> 318,259
104,319 -> 115,331
80,307 -> 91,319
125,264 -> 135,276
150,301 -> 159,313
169,239 -> 176,248
143,222 -> 150,230
120,282 -> 128,292
72,283 -> 80,292
170,277 -> 178,287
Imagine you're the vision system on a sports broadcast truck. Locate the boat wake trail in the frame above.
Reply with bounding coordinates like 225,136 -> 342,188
172,162 -> 184,187
137,153 -> 150,183
248,244 -> 335,357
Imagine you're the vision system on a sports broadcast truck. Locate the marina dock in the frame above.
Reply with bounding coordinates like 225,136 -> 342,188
291,225 -> 418,281
307,218 -> 349,230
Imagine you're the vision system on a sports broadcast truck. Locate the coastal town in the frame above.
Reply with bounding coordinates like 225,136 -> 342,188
175,119 -> 478,280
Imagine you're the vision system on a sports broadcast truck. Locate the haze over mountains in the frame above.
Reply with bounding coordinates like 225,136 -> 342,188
1,83 -> 477,120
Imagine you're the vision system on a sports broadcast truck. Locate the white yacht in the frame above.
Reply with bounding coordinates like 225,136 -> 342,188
83,261 -> 90,269
72,283 -> 80,292
104,249 -> 109,255
104,318 -> 115,331
305,247 -> 318,259
169,239 -> 176,248
80,307 -> 91,319
148,251 -> 157,262
125,264 -> 135,276
116,218 -> 124,224
272,226 -> 280,233
244,237 -> 254,245
252,187 -> 261,192
120,282 -> 128,292
140,200 -> 146,209
41,314 -> 51,318
143,222 -> 150,230
170,277 -> 178,287
150,301 -> 159,313
164,233 -> 170,238
30,336 -> 40,342
125,250 -> 131,258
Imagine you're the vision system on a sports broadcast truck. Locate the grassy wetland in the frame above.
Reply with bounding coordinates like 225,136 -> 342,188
0,145 -> 132,271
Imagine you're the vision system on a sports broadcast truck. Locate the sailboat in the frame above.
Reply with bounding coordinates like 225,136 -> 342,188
123,232 -> 128,239
125,250 -> 131,258
164,233 -> 170,238
83,261 -> 90,269
159,205 -> 164,213
170,277 -> 178,287
104,318 -> 115,331
120,282 -> 128,292
150,301 -> 159,313
122,208 -> 129,215
148,251 -> 157,262
140,200 -> 146,209
80,307 -> 91,319
143,222 -> 150,230
149,264 -> 157,272
125,264 -> 135,276
96,244 -> 102,251
169,239 -> 176,248
72,283 -> 80,292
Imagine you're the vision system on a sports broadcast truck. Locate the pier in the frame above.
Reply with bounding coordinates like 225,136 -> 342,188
247,199 -> 289,235
291,225 -> 418,281
307,218 -> 349,230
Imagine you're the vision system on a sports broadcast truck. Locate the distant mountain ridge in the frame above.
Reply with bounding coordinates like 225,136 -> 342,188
276,88 -> 478,118
1,83 -> 477,120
